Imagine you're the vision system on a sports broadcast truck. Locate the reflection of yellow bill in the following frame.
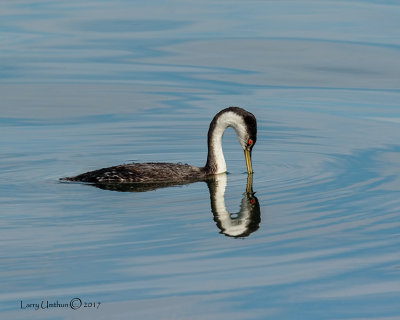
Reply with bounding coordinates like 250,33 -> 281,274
246,173 -> 253,193
244,149 -> 253,174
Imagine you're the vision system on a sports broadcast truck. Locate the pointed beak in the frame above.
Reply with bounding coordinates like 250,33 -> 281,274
244,149 -> 253,174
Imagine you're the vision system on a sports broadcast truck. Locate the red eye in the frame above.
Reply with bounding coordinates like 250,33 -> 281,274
248,139 -> 253,145
250,198 -> 256,204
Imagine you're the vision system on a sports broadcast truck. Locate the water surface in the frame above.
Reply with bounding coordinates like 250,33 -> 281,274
1,1 -> 400,319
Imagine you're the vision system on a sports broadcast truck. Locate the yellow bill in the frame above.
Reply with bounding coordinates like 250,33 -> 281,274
244,149 -> 253,174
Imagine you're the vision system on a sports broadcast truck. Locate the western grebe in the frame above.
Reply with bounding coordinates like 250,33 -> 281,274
61,106 -> 257,184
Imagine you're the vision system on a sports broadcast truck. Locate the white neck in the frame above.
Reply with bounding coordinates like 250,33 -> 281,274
206,111 -> 247,174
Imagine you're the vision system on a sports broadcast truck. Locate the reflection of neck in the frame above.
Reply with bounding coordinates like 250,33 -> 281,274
211,174 -> 253,237
213,174 -> 228,213
205,111 -> 247,174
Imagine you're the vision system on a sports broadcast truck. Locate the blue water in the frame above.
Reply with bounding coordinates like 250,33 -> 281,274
1,1 -> 400,319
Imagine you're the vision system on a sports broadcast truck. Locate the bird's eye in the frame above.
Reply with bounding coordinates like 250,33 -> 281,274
248,139 -> 254,145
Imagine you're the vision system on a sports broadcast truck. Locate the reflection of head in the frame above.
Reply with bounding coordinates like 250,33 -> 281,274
207,174 -> 261,238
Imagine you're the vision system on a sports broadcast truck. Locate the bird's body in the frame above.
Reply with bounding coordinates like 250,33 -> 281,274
66,162 -> 205,184
61,107 -> 257,184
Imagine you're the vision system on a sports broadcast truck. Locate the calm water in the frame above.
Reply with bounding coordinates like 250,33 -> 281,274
1,1 -> 400,319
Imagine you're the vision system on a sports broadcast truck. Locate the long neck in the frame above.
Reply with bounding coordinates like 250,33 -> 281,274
204,111 -> 246,174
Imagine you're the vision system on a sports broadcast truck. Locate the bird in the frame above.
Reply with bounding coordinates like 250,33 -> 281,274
61,106 -> 257,185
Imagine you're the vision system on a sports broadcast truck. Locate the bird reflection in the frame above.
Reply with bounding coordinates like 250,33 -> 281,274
207,174 -> 260,238
92,180 -> 197,192
76,174 -> 260,238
